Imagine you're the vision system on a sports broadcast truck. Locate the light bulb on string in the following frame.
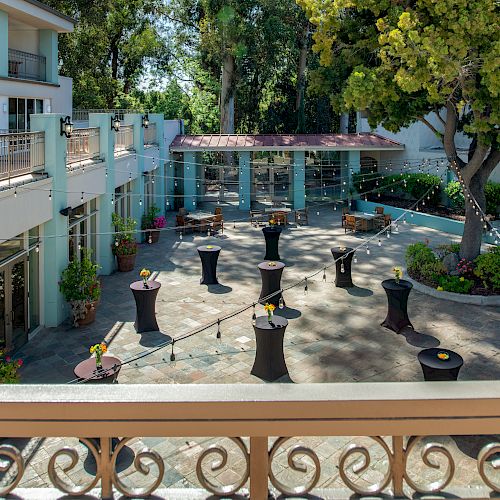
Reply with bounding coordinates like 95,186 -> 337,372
139,198 -> 142,206
252,305 -> 256,325
216,320 -> 222,343
353,254 -> 357,264
386,231 -> 390,238
49,190 -> 52,200
148,234 -> 152,244
304,277 -> 308,294
105,169 -> 108,178
14,187 -> 17,198
366,246 -> 370,255
340,260 -> 345,273
378,239 -> 382,246
179,233 -> 183,240
81,192 -> 84,203
35,243 -> 40,253
111,194 -> 115,205
334,204 -> 337,211
169,342 -> 176,364
322,268 -> 327,281
278,296 -> 284,309
152,176 -> 155,184
316,211 -> 320,216
129,173 -> 132,181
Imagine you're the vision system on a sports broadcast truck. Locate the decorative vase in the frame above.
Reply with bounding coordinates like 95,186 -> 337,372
142,280 -> 149,289
95,354 -> 102,370
116,254 -> 137,272
267,312 -> 273,323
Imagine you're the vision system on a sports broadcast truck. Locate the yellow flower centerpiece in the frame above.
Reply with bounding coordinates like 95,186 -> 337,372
393,266 -> 403,284
140,268 -> 151,288
264,302 -> 276,323
269,218 -> 276,226
437,352 -> 450,361
89,343 -> 107,369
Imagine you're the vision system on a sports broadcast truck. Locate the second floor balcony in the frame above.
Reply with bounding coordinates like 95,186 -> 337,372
8,48 -> 46,82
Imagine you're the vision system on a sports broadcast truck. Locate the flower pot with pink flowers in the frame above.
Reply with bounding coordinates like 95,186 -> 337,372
141,205 -> 166,244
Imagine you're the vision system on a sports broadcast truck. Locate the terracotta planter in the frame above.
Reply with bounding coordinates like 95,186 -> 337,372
78,302 -> 97,326
116,253 -> 137,272
146,230 -> 160,244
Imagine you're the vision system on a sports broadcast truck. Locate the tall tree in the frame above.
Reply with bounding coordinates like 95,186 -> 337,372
299,0 -> 499,259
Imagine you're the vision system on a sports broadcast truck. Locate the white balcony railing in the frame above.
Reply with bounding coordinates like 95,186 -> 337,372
66,127 -> 101,167
144,122 -> 158,145
0,382 -> 499,499
0,132 -> 45,181
114,125 -> 134,153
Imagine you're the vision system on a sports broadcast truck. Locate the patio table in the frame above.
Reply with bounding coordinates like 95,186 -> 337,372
350,212 -> 380,232
251,315 -> 289,382
130,280 -> 161,332
264,207 -> 292,213
197,245 -> 221,285
331,246 -> 354,288
418,348 -> 463,381
186,212 -> 217,232
74,355 -> 121,384
258,261 -> 285,308
381,279 -> 413,333
262,226 -> 282,260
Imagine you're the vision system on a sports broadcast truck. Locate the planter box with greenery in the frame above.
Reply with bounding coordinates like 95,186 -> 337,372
112,213 -> 138,272
141,205 -> 166,244
60,249 -> 101,327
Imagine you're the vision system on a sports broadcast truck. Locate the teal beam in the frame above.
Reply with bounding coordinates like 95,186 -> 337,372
343,150 -> 360,202
0,11 -> 8,78
239,151 -> 251,211
184,152 -> 197,210
31,114 -> 68,327
293,151 -> 306,210
166,153 -> 175,211
39,29 -> 58,84
89,113 -> 115,275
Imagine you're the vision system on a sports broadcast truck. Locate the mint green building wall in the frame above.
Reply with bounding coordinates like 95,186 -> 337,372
149,114 -> 165,215
89,113 -> 115,275
292,151 -> 306,209
31,114 -> 68,327
39,29 -> 58,84
239,151 -> 251,210
0,10 -> 8,78
342,150 -> 360,201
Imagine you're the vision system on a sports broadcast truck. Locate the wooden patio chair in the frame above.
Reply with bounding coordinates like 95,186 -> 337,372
211,214 -> 224,234
341,207 -> 349,228
175,215 -> 193,234
345,215 -> 361,233
250,210 -> 265,227
295,208 -> 309,226
375,206 -> 384,215
214,207 -> 222,215
273,211 -> 288,226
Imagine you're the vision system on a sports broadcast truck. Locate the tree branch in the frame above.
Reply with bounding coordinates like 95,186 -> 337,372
479,146 -> 500,183
434,107 -> 446,127
418,116 -> 442,139
443,101 -> 465,169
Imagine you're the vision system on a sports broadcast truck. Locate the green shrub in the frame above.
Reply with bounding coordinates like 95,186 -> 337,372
474,247 -> 500,291
403,173 -> 442,205
444,181 -> 464,209
435,242 -> 461,258
405,242 -> 438,282
445,181 -> 499,216
437,275 -> 474,294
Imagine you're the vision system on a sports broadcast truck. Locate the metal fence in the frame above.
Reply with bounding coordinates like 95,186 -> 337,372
0,132 -> 45,181
72,109 -> 143,122
66,128 -> 101,166
144,122 -> 158,145
8,48 -> 46,82
114,125 -> 134,152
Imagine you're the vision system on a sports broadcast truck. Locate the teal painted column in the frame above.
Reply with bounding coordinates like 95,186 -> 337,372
293,151 -> 306,210
89,113 -> 115,275
0,10 -> 7,78
184,151 -> 197,210
345,150 -> 360,202
149,114 -> 165,215
124,114 -> 145,234
166,153 -> 175,211
39,29 -> 58,84
31,114 -> 68,327
239,151 -> 251,210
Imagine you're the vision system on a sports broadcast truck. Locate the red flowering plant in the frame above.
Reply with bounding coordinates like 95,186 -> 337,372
0,349 -> 23,384
456,258 -> 475,279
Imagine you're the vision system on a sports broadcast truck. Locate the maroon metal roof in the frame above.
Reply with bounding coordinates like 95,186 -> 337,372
170,133 -> 404,152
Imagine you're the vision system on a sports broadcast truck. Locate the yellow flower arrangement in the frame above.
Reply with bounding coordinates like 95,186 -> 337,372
89,343 -> 107,369
206,245 -> 214,249
264,303 -> 276,322
393,266 -> 403,284
140,268 -> 151,287
437,352 -> 450,360
269,219 -> 276,226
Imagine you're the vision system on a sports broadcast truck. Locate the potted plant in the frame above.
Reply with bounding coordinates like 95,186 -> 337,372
141,205 -> 166,244
0,350 -> 23,384
60,249 -> 101,327
112,213 -> 138,271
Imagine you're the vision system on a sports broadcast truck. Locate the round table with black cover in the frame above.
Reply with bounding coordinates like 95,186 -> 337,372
380,279 -> 414,333
262,226 -> 282,261
331,246 -> 354,288
74,355 -> 121,384
251,315 -> 289,382
418,348 -> 464,381
258,261 -> 285,308
197,245 -> 221,285
130,280 -> 161,333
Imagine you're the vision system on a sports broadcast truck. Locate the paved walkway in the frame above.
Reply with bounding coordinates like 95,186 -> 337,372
4,205 -> 500,494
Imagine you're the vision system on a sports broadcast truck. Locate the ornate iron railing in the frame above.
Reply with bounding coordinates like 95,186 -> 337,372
114,125 -> 134,153
0,382 -> 498,499
8,48 -> 46,82
0,132 -> 45,181
66,127 -> 101,167
72,109 -> 143,122
144,122 -> 158,145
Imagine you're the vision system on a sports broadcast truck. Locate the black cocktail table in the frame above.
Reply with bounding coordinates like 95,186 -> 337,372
74,355 -> 121,384
130,280 -> 161,332
331,246 -> 354,288
251,315 -> 289,382
381,279 -> 413,333
418,348 -> 464,381
258,261 -> 285,308
197,245 -> 221,285
262,226 -> 282,261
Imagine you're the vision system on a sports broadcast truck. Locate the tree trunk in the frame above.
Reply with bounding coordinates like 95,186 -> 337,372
460,172 -> 487,261
220,52 -> 235,134
295,24 -> 309,133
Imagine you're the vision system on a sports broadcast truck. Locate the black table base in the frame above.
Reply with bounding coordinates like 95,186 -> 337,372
418,348 -> 464,381
381,279 -> 413,333
262,227 -> 282,261
258,261 -> 285,308
331,247 -> 354,288
197,246 -> 221,285
251,316 -> 289,382
130,281 -> 160,333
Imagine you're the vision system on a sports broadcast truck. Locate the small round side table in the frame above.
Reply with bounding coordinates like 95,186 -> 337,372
381,279 -> 413,333
130,280 -> 161,333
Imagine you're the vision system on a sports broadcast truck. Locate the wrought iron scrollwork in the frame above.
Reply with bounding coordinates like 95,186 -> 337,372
110,437 -> 164,498
0,444 -> 25,496
196,437 -> 249,496
477,442 -> 500,492
403,436 -> 455,493
48,438 -> 101,496
268,437 -> 321,496
338,436 -> 393,494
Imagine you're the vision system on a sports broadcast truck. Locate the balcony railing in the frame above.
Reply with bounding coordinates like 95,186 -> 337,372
0,382 -> 498,499
73,109 -> 143,122
0,132 -> 45,181
66,127 -> 101,167
8,48 -> 46,82
114,125 -> 134,153
144,122 -> 158,145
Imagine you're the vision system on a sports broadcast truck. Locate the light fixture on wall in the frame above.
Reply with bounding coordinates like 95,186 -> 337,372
141,112 -> 150,128
60,115 -> 73,138
111,113 -> 121,132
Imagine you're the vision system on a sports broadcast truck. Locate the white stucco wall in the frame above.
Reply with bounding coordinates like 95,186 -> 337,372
50,75 -> 72,116
8,22 -> 39,54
